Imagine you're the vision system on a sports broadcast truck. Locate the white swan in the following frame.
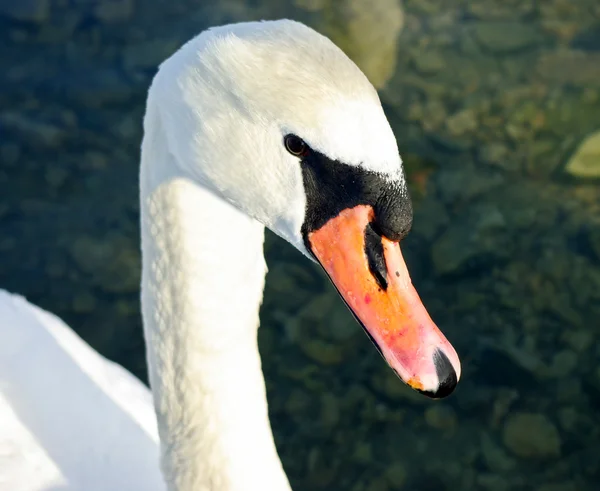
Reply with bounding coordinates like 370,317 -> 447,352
0,20 -> 461,491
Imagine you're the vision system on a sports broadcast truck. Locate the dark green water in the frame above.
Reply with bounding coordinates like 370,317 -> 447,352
1,1 -> 600,490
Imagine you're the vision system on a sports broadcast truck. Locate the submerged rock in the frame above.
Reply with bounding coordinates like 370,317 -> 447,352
564,130 -> 600,178
123,39 -> 179,71
294,0 -> 325,11
472,22 -> 542,54
317,0 -> 404,88
536,484 -> 577,491
570,23 -> 600,51
0,0 -> 49,23
502,412 -> 561,459
298,338 -> 344,365
481,433 -> 516,472
536,51 -> 600,87
93,0 -> 134,23
445,108 -> 478,137
431,203 -> 509,275
587,226 -> 600,260
68,235 -> 140,294
424,404 -> 457,431
413,50 -> 446,75
0,112 -> 66,148
384,462 -> 407,488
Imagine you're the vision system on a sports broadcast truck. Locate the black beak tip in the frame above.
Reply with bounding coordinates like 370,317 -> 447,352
416,349 -> 458,399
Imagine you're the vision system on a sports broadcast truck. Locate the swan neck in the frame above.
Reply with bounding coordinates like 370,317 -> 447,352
140,112 -> 291,491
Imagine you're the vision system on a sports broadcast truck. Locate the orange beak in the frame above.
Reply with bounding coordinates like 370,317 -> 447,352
308,204 -> 461,398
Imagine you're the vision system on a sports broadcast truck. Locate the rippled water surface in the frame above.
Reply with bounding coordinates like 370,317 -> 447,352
2,1 -> 600,490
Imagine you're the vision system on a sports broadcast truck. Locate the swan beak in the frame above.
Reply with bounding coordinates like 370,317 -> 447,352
307,204 -> 461,398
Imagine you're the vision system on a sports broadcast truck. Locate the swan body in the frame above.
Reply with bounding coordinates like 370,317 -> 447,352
0,289 -> 164,491
1,19 -> 460,491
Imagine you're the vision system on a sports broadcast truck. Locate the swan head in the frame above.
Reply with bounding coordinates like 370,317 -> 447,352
150,19 -> 461,398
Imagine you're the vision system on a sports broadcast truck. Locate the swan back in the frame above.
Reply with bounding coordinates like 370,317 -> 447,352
0,290 -> 164,491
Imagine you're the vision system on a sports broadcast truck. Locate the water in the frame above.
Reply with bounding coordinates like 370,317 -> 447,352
1,1 -> 600,490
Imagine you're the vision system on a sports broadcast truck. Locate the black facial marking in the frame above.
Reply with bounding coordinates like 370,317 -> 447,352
364,223 -> 388,290
290,135 -> 413,249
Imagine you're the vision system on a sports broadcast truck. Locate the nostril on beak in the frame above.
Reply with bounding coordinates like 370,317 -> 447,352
364,222 -> 388,290
416,349 -> 458,399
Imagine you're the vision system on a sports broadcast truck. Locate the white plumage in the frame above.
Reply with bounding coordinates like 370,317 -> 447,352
1,19 -> 408,491
0,290 -> 164,491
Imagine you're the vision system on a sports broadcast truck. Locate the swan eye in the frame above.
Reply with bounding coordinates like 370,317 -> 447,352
284,134 -> 308,157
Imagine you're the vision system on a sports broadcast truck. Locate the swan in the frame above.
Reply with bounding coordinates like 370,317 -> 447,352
0,19 -> 461,491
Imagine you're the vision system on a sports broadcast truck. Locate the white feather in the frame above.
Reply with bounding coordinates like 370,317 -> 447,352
0,290 -> 164,491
